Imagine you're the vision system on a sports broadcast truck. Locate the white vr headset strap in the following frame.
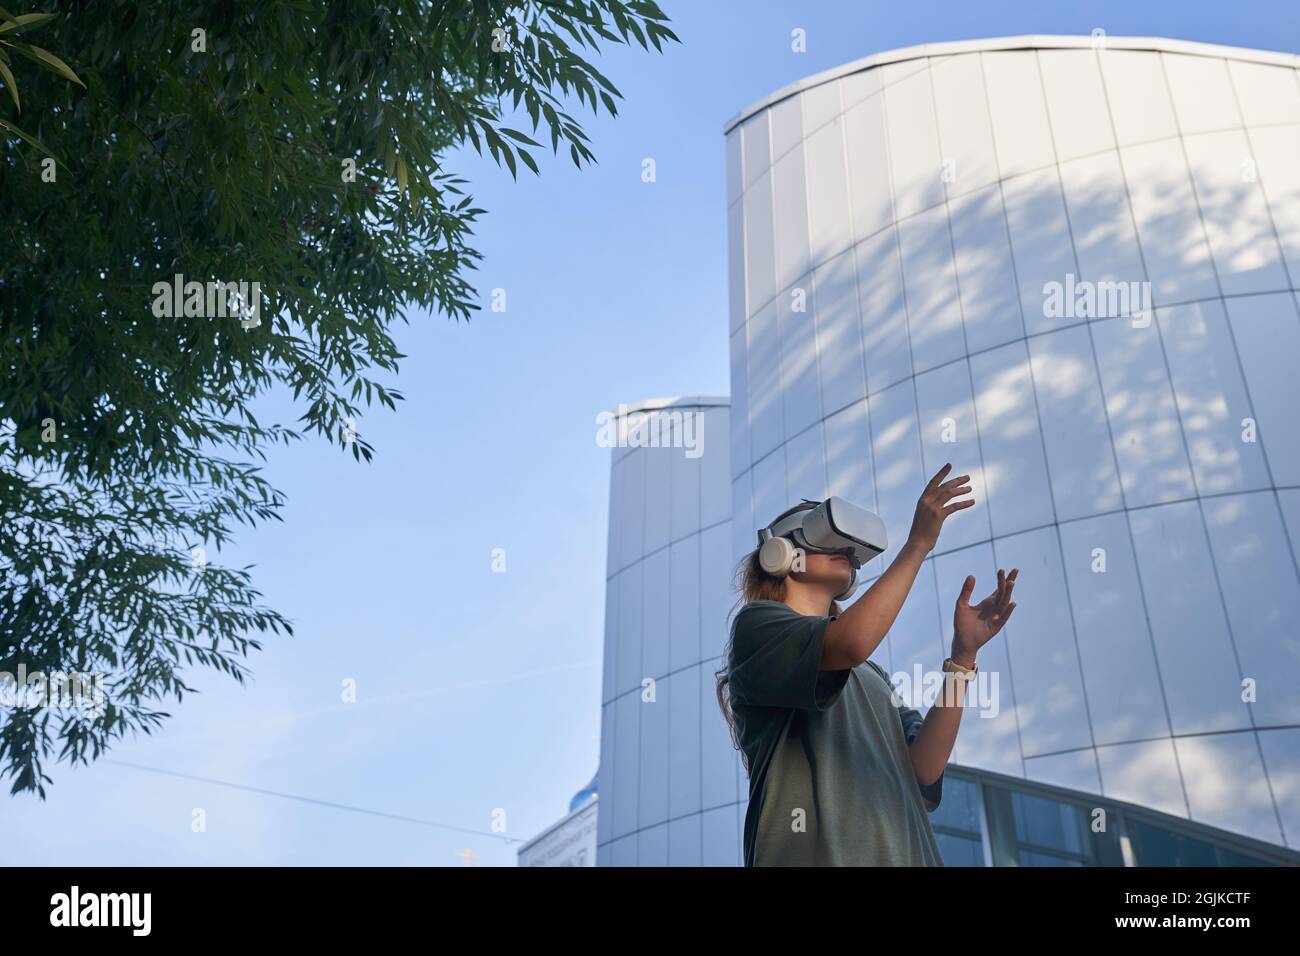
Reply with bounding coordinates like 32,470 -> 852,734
758,520 -> 858,600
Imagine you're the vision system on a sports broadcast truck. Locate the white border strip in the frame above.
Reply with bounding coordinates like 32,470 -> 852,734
723,34 -> 1300,133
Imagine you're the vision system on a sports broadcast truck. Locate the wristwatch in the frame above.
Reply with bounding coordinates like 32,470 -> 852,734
942,657 -> 978,680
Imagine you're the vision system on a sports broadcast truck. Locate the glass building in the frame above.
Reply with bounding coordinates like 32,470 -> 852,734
596,36 -> 1300,865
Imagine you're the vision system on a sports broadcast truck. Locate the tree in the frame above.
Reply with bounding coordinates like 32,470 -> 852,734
0,0 -> 677,796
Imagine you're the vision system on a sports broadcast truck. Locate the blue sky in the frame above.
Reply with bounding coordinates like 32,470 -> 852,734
8,0 -> 1298,866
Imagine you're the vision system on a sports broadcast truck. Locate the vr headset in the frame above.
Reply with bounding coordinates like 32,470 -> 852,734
756,497 -> 888,601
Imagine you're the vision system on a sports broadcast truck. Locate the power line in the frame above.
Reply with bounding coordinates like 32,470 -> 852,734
104,759 -> 524,845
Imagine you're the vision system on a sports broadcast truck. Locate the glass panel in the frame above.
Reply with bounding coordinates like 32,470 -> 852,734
1257,728 -> 1300,850
947,185 -> 1024,354
969,341 -> 1055,537
1091,313 -> 1196,508
982,51 -> 1055,177
1120,139 -> 1218,305
731,471 -> 754,571
841,66 -> 881,110
642,443 -> 671,554
613,691 -> 640,838
868,379 -> 926,563
1226,293 -> 1300,486
725,128 -> 743,206
804,116 -> 853,267
1024,749 -> 1103,797
931,776 -> 983,833
1039,49 -> 1115,162
1162,53 -> 1241,135
668,536 -> 700,673
802,79 -> 842,136
602,571 -> 619,702
668,814 -> 702,867
638,657 -> 670,828
1128,819 -> 1273,867
1227,60 -> 1300,126
768,92 -> 802,164
699,407 -> 730,527
812,248 -> 866,415
843,93 -> 895,243
897,204 -> 966,374
1174,731 -> 1283,844
889,554 -> 947,690
1158,300 -> 1271,495
931,53 -> 999,198
856,227 -> 912,392
1127,501 -> 1250,734
670,421 -> 702,543
597,700 -> 616,846
1099,49 -> 1178,147
1057,151 -> 1146,301
701,804 -> 741,866
700,522 -> 735,661
772,145 -> 811,294
611,834 -> 636,866
743,169 -> 776,318
1003,167 -> 1080,337
933,546 -> 1026,778
618,447 -> 646,569
741,110 -> 770,190
779,276 -> 822,438
986,785 -> 1124,866
1095,737 -> 1187,819
993,526 -> 1093,756
637,824 -> 668,866
884,66 -> 944,218
606,454 -> 624,577
1247,124 -> 1300,282
668,666 -> 702,819
615,561 -> 643,695
1058,513 -> 1170,746
1183,129 -> 1289,296
935,832 -> 986,866
727,197 -> 746,333
913,359 -> 991,552
1025,325 -> 1124,521
747,299 -> 783,459
784,421 -> 828,503
750,445 -> 788,535
640,548 -> 670,680
1202,491 -> 1300,727
729,325 -> 750,474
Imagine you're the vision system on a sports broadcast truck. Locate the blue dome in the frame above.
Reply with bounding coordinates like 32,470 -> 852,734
569,773 -> 598,813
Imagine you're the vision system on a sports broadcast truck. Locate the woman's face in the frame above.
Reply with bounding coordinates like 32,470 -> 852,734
793,550 -> 853,593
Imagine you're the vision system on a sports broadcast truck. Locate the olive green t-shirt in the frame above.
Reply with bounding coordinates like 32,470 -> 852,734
727,600 -> 945,867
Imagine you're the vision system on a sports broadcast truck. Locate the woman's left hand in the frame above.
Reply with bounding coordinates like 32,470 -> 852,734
951,568 -> 1018,665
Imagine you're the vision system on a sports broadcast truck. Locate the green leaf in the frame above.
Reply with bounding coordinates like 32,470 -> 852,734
8,39 -> 84,87
0,55 -> 18,111
0,11 -> 56,35
0,113 -> 50,154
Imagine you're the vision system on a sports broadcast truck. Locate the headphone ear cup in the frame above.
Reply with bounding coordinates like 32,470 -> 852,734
835,568 -> 859,602
759,536 -> 796,577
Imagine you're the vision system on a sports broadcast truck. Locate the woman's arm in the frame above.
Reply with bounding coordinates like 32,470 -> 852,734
820,464 -> 973,671
907,569 -> 1018,785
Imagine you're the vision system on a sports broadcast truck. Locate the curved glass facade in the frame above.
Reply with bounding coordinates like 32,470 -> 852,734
725,36 -> 1300,851
595,398 -> 739,866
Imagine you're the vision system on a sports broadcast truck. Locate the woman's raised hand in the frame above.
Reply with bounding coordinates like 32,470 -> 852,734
907,464 -> 974,553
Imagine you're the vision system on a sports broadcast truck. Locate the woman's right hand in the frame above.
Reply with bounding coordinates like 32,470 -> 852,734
907,464 -> 974,553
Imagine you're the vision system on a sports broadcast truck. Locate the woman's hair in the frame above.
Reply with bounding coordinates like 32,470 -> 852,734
715,544 -> 841,774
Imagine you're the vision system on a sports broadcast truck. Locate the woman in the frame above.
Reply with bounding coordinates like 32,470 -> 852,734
716,464 -> 1019,866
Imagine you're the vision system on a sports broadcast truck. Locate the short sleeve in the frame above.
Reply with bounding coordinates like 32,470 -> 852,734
727,602 -> 849,711
897,698 -> 943,812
